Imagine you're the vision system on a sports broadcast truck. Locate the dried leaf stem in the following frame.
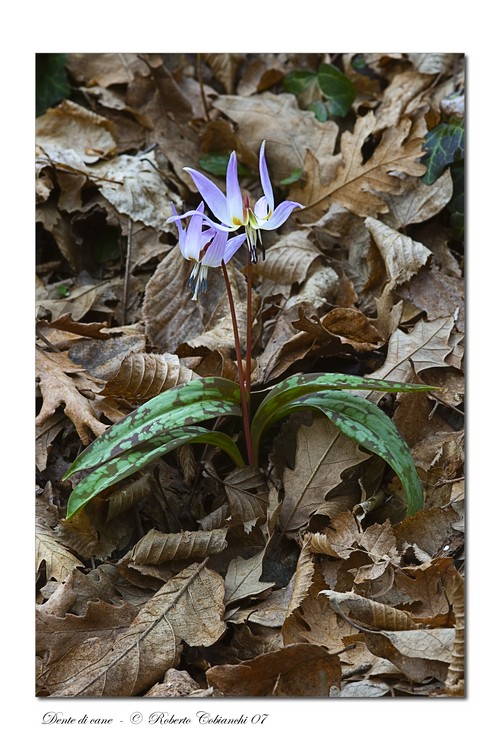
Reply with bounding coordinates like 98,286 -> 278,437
221,260 -> 253,466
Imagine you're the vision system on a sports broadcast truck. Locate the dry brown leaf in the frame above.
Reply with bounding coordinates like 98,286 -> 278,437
213,92 -> 339,184
49,561 -> 225,696
206,643 -> 341,696
37,599 -> 138,667
361,316 -> 455,400
47,314 -> 110,339
252,230 -> 323,292
94,152 -> 176,231
66,53 -> 150,87
373,69 -> 434,133
36,99 -> 116,165
394,509 -> 461,559
36,413 -> 68,471
68,331 -> 146,381
203,53 -> 245,94
101,351 -> 200,402
56,499 -> 133,560
284,542 -> 316,618
408,53 -> 456,75
364,628 -> 454,683
308,511 -> 361,559
291,112 -> 426,220
144,246 -> 227,353
256,304 -> 379,384
444,567 -> 464,695
144,668 -> 201,697
321,590 -> 419,631
384,170 -> 454,229
221,467 -> 269,530
281,418 -> 370,532
36,348 -> 109,444
396,268 -> 464,332
283,567 -> 358,650
36,527 -> 84,582
365,217 -> 432,287
129,528 -> 228,564
224,549 -> 274,606
394,558 -> 456,625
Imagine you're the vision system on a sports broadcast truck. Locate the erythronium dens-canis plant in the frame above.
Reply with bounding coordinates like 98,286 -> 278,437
63,142 -> 436,520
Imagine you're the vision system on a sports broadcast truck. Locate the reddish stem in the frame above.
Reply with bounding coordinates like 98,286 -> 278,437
245,257 -> 253,395
221,261 -> 253,466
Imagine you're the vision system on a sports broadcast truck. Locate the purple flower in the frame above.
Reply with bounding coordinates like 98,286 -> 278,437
168,202 -> 247,300
168,141 -> 303,263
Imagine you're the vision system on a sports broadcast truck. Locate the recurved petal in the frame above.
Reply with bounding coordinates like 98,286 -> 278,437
185,167 -> 231,225
258,140 -> 274,213
262,200 -> 303,230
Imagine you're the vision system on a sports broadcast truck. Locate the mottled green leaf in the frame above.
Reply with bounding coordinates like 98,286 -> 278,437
64,377 -> 242,478
260,391 -> 424,516
422,120 -> 464,185
317,63 -> 356,117
66,427 -> 244,518
251,373 -> 436,456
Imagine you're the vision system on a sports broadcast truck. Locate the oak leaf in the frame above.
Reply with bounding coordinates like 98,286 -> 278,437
36,349 -> 110,445
36,526 -> 84,582
281,418 -> 370,532
291,112 -> 426,220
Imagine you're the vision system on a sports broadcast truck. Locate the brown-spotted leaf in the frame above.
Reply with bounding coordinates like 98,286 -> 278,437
206,643 -> 341,696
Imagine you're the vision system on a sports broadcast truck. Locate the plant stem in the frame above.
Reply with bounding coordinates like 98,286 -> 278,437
221,261 -> 253,466
245,256 -> 253,395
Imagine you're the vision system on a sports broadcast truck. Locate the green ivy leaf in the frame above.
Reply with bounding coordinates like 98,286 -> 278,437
422,120 -> 464,185
198,154 -> 250,177
316,63 -> 356,117
283,70 -> 317,95
36,53 -> 71,116
307,100 -> 329,122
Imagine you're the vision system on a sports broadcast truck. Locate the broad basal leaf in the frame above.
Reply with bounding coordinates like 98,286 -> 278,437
65,377 -> 242,477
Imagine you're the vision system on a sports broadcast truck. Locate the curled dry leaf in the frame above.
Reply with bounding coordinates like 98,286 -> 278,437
36,99 -> 116,165
365,217 -> 432,287
129,528 -> 228,564
50,561 -> 226,696
321,590 -> 419,632
206,643 -> 341,696
101,351 -> 200,402
384,170 -> 454,230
